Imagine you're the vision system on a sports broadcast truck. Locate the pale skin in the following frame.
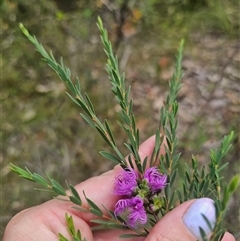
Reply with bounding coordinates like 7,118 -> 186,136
3,136 -> 235,241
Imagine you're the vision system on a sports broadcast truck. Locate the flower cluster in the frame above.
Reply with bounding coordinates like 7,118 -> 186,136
114,167 -> 167,228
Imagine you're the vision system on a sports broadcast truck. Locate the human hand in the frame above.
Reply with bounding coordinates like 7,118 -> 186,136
3,136 -> 235,241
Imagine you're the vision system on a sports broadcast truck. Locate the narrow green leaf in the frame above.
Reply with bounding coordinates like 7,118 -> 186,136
169,191 -> 175,208
75,77 -> 81,93
32,173 -> 49,187
217,162 -> 229,172
69,185 -> 82,205
199,227 -> 208,241
165,136 -> 172,152
172,152 -> 181,164
90,219 -> 128,229
49,179 -> 66,196
202,214 -> 214,231
228,175 -> 239,193
89,208 -> 103,217
105,120 -> 116,146
52,186 -> 67,196
102,205 -> 116,219
142,156 -> 148,173
80,113 -> 95,128
95,126 -> 112,147
65,92 -> 82,108
111,69 -> 120,86
164,184 -> 170,200
202,179 -> 210,195
136,161 -> 143,174
58,233 -> 69,241
9,163 -> 33,181
185,170 -> 191,184
84,93 -> 95,114
100,151 -> 121,164
128,155 -> 135,169
83,191 -> 103,216
176,189 -> 183,203
69,196 -> 82,206
120,234 -> 143,238
170,169 -> 177,187
76,97 -> 92,117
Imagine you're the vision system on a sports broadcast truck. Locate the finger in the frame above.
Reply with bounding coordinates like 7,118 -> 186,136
145,198 -> 235,241
3,206 -> 94,241
221,232 -> 236,241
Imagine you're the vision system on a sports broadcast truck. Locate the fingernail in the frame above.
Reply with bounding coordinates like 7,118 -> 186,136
182,198 -> 216,240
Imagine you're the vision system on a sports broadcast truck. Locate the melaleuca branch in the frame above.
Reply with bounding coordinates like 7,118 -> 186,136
97,17 -> 142,173
19,23 -> 127,169
9,18 -> 239,241
157,40 -> 184,215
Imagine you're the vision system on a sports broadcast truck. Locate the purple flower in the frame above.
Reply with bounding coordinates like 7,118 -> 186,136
144,167 -> 167,192
127,197 -> 147,227
114,199 -> 131,216
114,196 -> 147,228
114,168 -> 138,196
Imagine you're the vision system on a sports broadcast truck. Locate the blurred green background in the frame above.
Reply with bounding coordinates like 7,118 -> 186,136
1,0 -> 239,239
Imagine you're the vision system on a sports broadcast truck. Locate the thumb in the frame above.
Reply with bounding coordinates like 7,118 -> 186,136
145,198 -> 234,241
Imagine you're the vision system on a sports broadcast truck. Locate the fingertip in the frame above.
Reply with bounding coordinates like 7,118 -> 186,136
145,200 -> 195,241
222,232 -> 236,241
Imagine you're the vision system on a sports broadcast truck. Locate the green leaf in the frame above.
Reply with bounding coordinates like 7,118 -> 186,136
69,185 -> 82,205
202,214 -> 214,231
120,233 -> 143,238
172,152 -> 181,164
105,120 -> 116,146
83,191 -> 103,216
65,92 -> 82,108
69,196 -> 81,206
52,186 -> 66,196
49,178 -> 66,196
102,206 -> 116,219
142,156 -> 148,173
217,162 -> 229,172
84,93 -> 95,114
169,191 -> 175,208
90,219 -> 111,224
32,173 -> 49,187
154,129 -> 160,153
176,189 -> 183,203
127,155 -> 135,169
111,69 -> 120,86
9,163 -> 33,181
75,77 -> 81,93
227,175 -> 239,193
80,113 -> 95,128
199,227 -> 208,241
95,126 -> 112,147
170,169 -> 177,187
90,219 -> 128,229
99,151 -> 121,164
58,233 -> 69,241
76,97 -> 92,117
59,213 -> 87,241
89,208 -> 103,217
185,170 -> 191,184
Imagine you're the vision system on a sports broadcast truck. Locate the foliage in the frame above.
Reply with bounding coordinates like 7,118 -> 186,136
2,0 -> 239,240
8,17 -> 239,240
59,214 -> 87,241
